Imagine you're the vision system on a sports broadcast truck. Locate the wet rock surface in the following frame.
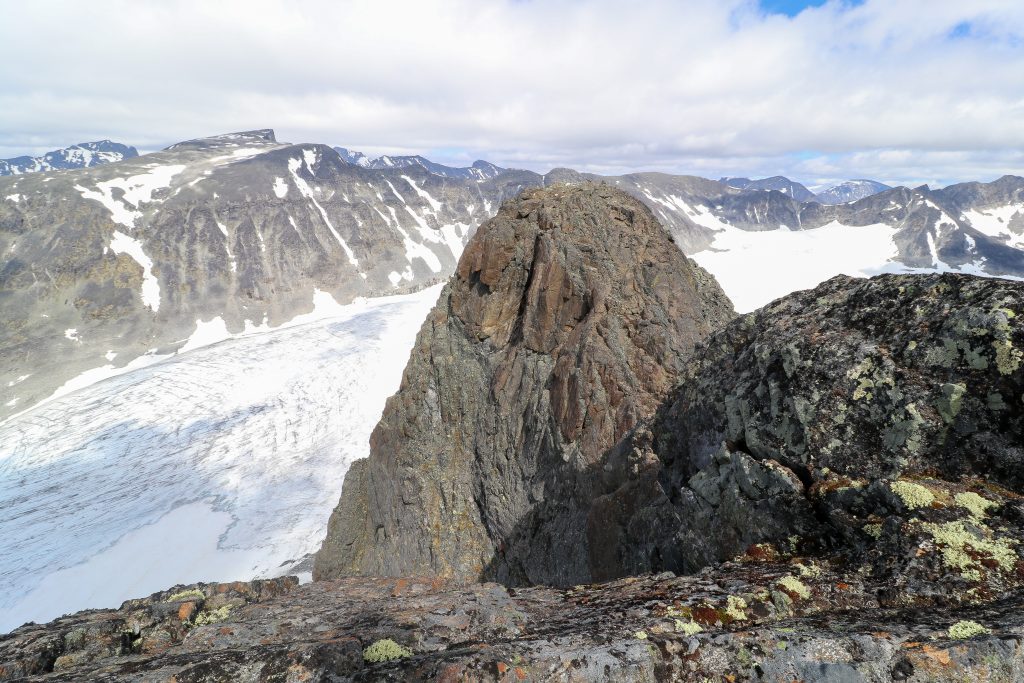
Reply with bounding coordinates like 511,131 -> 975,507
314,182 -> 734,586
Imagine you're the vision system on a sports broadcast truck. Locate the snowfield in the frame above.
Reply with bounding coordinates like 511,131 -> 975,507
0,285 -> 442,633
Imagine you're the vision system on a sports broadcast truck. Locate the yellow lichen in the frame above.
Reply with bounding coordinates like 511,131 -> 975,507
993,339 -> 1022,375
922,520 -> 1018,576
891,480 -> 935,509
363,639 -> 413,663
955,491 -> 998,520
776,575 -> 811,600
192,604 -> 232,626
948,620 -> 991,639
165,589 -> 204,602
796,562 -> 822,578
725,595 -> 748,621
863,523 -> 883,539
675,619 -> 703,635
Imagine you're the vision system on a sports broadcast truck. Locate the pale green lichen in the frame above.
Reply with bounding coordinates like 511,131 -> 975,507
948,620 -> 991,639
675,619 -> 703,635
890,480 -> 935,509
776,575 -> 811,600
796,562 -> 822,578
922,520 -> 1018,576
192,604 -> 232,626
955,491 -> 998,520
725,595 -> 748,621
993,339 -> 1022,375
166,589 -> 204,602
863,523 -> 883,539
883,403 -> 926,453
363,638 -> 413,663
988,392 -> 1008,411
634,630 -> 649,640
935,383 -> 967,424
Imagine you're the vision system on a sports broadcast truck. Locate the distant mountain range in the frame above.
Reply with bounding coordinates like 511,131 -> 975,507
723,175 -> 894,205
0,140 -> 138,176
333,147 -> 504,181
2,129 -> 1023,420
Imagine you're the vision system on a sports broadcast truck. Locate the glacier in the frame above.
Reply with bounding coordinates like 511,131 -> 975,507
0,285 -> 442,633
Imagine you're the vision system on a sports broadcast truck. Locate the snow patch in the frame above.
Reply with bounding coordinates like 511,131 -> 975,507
109,231 -> 161,311
692,221 -> 901,313
272,177 -> 288,199
74,165 -> 186,229
400,175 -> 442,212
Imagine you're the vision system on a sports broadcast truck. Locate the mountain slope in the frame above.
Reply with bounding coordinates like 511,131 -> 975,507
0,140 -> 138,176
0,130 -> 540,420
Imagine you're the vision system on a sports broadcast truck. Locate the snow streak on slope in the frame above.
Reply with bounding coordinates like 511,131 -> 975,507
0,285 -> 442,633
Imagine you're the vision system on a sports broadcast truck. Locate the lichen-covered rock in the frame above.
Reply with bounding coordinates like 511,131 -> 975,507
4,568 -> 1024,682
314,182 -> 735,586
593,273 -> 1024,604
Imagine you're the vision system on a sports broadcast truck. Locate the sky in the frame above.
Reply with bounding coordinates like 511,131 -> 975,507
1,0 -> 1022,188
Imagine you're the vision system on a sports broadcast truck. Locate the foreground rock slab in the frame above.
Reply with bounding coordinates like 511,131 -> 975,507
2,570 -> 1022,682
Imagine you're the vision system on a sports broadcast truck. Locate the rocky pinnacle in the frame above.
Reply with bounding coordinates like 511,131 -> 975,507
314,182 -> 735,585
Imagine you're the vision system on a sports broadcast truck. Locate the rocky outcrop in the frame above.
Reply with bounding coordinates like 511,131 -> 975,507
592,273 -> 1024,606
314,183 -> 735,586
5,569 -> 1024,681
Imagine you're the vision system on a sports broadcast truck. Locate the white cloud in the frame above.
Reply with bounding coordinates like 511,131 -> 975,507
1,0 -> 1022,186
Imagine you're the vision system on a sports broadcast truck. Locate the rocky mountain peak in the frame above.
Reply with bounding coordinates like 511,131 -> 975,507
314,181 -> 734,586
163,128 -> 277,151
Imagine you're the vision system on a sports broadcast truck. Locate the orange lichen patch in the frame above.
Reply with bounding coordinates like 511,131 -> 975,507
496,661 -> 509,675
177,602 -> 196,622
391,578 -> 410,597
514,667 -> 527,680
922,645 -> 952,665
835,582 -> 851,591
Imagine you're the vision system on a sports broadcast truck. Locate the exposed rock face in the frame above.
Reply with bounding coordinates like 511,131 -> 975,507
592,273 -> 1024,604
315,183 -> 734,586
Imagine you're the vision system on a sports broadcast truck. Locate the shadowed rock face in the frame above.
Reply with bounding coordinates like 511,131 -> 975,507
314,182 -> 735,586
592,273 -> 1024,602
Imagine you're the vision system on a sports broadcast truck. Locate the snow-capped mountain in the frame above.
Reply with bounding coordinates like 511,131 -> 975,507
4,133 -> 1024,422
0,130 -> 538,421
814,179 -> 892,204
0,140 -> 138,176
720,175 -> 816,201
333,147 -> 505,180
3,132 -> 1024,633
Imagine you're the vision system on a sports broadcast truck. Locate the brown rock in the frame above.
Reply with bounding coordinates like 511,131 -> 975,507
314,182 -> 734,586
